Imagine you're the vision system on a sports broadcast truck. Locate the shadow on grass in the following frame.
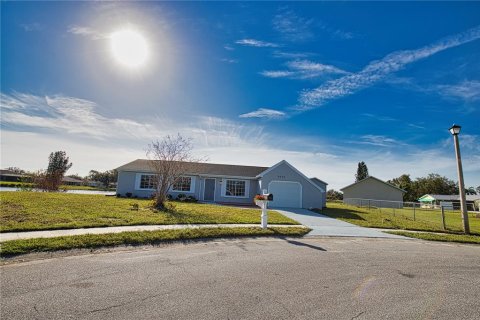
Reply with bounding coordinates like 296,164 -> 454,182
313,208 -> 366,221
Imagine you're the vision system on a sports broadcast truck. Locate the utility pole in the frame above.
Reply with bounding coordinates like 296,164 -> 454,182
449,124 -> 470,234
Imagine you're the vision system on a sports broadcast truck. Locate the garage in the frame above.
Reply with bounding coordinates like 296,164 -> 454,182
268,181 -> 302,208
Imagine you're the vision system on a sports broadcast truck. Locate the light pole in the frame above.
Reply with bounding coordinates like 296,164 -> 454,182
449,124 -> 470,234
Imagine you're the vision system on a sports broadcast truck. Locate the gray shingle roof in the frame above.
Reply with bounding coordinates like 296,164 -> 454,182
116,159 -> 268,178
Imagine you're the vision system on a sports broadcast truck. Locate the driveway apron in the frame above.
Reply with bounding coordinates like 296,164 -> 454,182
272,208 -> 404,238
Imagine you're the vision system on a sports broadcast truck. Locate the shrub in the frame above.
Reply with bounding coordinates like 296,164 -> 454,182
126,192 -> 132,198
186,195 -> 197,202
176,193 -> 187,201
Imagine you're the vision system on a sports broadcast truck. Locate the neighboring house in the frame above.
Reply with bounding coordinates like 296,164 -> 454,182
341,176 -> 406,208
116,159 -> 327,209
0,169 -> 25,182
418,194 -> 480,211
61,176 -> 83,186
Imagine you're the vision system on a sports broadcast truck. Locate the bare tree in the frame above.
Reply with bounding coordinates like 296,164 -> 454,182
147,134 -> 203,209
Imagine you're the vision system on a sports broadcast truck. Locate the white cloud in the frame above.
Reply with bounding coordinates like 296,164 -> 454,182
235,39 -> 280,48
67,25 -> 107,40
361,113 -> 398,122
20,23 -> 42,32
1,92 -> 164,140
437,80 -> 480,102
239,108 -> 287,119
272,51 -> 311,59
261,59 -> 348,79
354,135 -> 403,147
272,8 -> 314,42
221,58 -> 238,64
224,45 -> 235,51
298,25 -> 480,110
1,93 -> 478,190
259,70 -> 295,78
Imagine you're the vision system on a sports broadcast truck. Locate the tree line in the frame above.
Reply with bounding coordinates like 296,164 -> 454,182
327,161 -> 479,202
6,151 -> 117,191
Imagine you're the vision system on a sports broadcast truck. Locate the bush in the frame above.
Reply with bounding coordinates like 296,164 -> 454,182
186,195 -> 197,202
176,193 -> 187,201
126,192 -> 132,198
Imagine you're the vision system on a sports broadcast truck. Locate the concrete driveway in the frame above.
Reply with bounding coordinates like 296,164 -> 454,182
272,207 -> 404,238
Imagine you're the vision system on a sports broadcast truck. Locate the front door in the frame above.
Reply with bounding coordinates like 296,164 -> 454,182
204,178 -> 215,201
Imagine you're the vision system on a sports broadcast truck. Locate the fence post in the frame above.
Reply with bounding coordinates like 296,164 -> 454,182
441,207 -> 446,231
413,204 -> 416,221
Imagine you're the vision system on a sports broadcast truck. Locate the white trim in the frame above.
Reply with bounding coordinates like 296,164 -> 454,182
203,178 -> 216,202
198,174 -> 258,179
221,179 -> 250,199
135,173 -> 156,191
171,176 -> 196,193
257,160 -> 325,194
268,180 -> 302,208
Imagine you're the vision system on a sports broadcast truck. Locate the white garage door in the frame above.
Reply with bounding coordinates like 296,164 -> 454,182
268,181 -> 302,208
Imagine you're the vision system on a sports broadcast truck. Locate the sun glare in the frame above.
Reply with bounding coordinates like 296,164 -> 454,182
110,29 -> 149,68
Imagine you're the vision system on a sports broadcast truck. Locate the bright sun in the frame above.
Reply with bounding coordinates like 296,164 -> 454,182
110,29 -> 149,68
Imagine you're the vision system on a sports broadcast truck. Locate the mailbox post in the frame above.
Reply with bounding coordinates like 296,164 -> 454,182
254,193 -> 273,229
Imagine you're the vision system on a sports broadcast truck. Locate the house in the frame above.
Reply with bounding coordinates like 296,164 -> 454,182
340,176 -> 406,208
418,194 -> 480,211
0,169 -> 25,182
61,176 -> 83,186
116,159 -> 327,209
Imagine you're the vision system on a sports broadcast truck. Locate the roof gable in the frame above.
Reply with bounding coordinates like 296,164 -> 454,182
257,160 -> 326,193
340,176 -> 406,193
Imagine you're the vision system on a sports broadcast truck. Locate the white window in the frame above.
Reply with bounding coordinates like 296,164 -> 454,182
223,179 -> 249,198
139,174 -> 156,190
173,177 -> 192,192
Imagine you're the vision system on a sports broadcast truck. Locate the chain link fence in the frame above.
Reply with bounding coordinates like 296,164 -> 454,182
343,198 -> 478,232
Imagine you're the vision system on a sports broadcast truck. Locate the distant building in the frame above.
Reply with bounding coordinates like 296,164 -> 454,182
0,169 -> 25,182
62,176 -> 84,186
418,194 -> 480,211
340,176 -> 406,208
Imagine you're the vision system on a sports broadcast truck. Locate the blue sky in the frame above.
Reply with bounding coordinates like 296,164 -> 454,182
1,1 -> 479,190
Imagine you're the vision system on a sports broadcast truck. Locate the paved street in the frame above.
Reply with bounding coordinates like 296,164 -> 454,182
1,237 -> 479,319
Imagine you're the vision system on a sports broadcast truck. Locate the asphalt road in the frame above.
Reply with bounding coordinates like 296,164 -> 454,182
1,237 -> 479,319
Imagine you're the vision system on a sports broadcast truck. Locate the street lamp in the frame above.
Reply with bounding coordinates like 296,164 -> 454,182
449,124 -> 470,234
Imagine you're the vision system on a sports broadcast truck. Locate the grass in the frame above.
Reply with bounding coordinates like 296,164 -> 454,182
0,192 -> 299,232
315,202 -> 480,235
0,181 -> 114,191
387,231 -> 480,244
0,227 -> 310,257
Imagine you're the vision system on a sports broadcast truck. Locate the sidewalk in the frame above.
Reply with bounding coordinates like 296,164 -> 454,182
0,224 -> 303,242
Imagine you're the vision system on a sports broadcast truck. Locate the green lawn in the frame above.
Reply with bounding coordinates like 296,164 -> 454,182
387,231 -> 480,244
0,192 -> 298,232
316,202 -> 480,235
0,226 -> 310,257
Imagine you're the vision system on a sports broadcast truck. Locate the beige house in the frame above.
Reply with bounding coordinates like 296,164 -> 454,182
340,176 -> 406,208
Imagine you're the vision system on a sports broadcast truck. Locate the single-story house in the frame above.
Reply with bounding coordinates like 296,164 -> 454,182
116,159 -> 327,209
61,176 -> 84,186
418,194 -> 480,211
340,176 -> 406,208
0,169 -> 25,182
